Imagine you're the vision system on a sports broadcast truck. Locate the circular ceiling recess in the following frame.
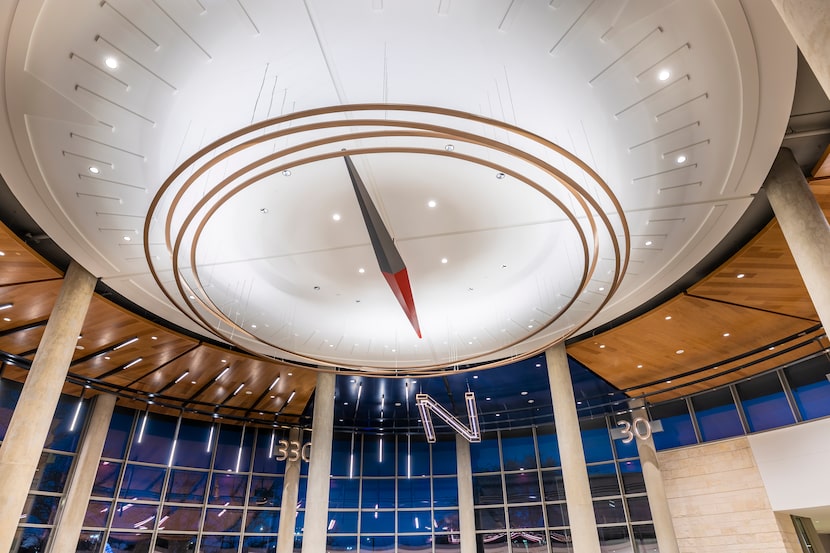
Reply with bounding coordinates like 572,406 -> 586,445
146,104 -> 628,374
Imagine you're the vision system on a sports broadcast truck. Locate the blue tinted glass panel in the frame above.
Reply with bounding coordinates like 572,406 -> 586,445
737,373 -> 796,432
165,469 -> 207,504
398,435 -> 429,477
102,407 -> 133,459
473,474 -> 503,505
398,476 -> 431,508
398,535 -> 433,550
12,528 -> 51,553
209,473 -> 248,506
504,472 -> 541,503
361,478 -> 395,508
611,418 -> 639,459
110,503 -> 158,529
327,511 -> 358,534
361,536 -> 395,551
0,378 -> 22,441
252,427 -> 287,474
593,498 -> 626,524
329,477 -> 359,509
128,412 -> 176,464
398,510 -> 431,533
200,535 -> 240,553
331,431 -> 358,477
31,452 -> 72,492
433,476 -> 459,507
250,475 -> 283,508
295,510 -> 305,534
536,424 -> 560,467
327,536 -> 357,551
156,536 -> 197,552
244,536 -> 277,552
119,464 -> 166,500
84,499 -> 112,527
619,460 -> 645,494
92,460 -> 121,497
546,503 -> 568,527
360,510 -> 395,534
44,396 -> 84,452
786,358 -> 830,420
470,433 -> 500,473
475,507 -> 506,531
587,463 -> 620,498
692,388 -> 743,441
501,429 -> 536,471
173,418 -> 214,469
247,510 -> 280,533
650,399 -> 697,450
432,437 -> 457,475
204,508 -> 246,532
508,505 -> 544,529
434,509 -> 460,532
580,419 -> 612,463
20,494 -> 59,524
362,435 -> 394,477
541,469 -> 565,502
157,506 -> 202,531
213,425 -> 254,472
298,476 -> 308,507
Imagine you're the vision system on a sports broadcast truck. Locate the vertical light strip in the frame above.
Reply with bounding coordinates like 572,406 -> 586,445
378,435 -> 383,463
235,425 -> 247,473
168,412 -> 183,467
137,410 -> 149,444
407,433 -> 412,479
349,432 -> 356,479
69,392 -> 85,432
207,424 -> 215,453
269,429 -> 276,458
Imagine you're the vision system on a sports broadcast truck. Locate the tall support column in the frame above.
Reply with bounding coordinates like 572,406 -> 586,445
276,427 -> 302,553
629,403 -> 680,553
769,0 -> 830,100
0,261 -> 96,551
764,148 -> 830,329
47,393 -> 117,553
545,343 -> 600,553
301,371 -> 336,553
455,435 -> 476,553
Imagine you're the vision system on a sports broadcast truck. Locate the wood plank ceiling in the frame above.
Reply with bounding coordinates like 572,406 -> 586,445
1,146 -> 829,421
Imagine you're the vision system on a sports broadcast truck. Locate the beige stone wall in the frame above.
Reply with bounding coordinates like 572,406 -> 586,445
657,436 -> 800,553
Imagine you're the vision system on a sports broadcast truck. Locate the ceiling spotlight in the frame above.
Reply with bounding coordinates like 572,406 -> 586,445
723,333 -> 730,337
123,236 -> 131,241
3,317 -> 10,322
427,200 -> 437,208
496,172 -> 506,179
645,240 -> 653,246
637,364 -> 643,368
598,287 -> 605,291
105,57 -> 118,69
441,258 -> 448,264
358,268 -> 365,274
0,251 -> 5,256
260,208 -> 269,214
444,144 -> 454,151
89,166 -> 100,174
676,154 -> 687,164
332,213 -> 341,221
599,344 -> 606,349
282,170 -> 292,177
675,349 -> 684,354
658,69 -> 670,81
665,315 -> 672,320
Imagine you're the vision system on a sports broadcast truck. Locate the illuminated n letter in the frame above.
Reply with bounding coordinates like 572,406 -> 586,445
415,392 -> 481,443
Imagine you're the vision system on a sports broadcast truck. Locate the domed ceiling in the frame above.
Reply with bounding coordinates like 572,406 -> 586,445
0,0 -> 795,375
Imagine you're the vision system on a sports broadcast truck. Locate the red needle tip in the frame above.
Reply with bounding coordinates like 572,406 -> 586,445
382,269 -> 422,338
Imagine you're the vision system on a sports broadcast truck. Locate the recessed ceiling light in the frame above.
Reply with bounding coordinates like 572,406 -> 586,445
427,200 -> 437,208
521,391 -> 528,395
768,346 -> 775,351
251,324 -> 257,329
3,317 -> 10,322
358,268 -> 365,274
0,251 -> 4,256
675,349 -> 684,354
495,413 -> 500,417
528,399 -> 535,404
260,208 -> 269,214
287,372 -> 293,376
723,333 -> 730,337
444,144 -> 454,151
282,170 -> 291,177
598,287 -> 605,291
637,364 -> 643,368
105,57 -> 118,69
473,375 -> 478,379
188,295 -> 195,299
528,324 -> 533,329
736,273 -> 745,279
658,69 -> 670,81
151,336 -> 157,340
441,258 -> 448,264
89,166 -> 100,174
332,213 -> 341,221
486,397 -> 491,401
665,315 -> 672,320
599,344 -> 606,349
496,172 -> 506,179
645,240 -> 653,246
123,235 -> 131,241
676,155 -> 687,164
666,379 -> 672,384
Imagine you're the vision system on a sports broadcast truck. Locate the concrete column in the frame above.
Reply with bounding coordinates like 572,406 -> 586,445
301,371 -> 336,553
0,261 -> 96,552
769,0 -> 830,100
764,148 -> 830,329
545,343 -> 600,553
47,393 -> 117,553
455,434 -> 476,553
276,427 -> 302,553
630,404 -> 680,553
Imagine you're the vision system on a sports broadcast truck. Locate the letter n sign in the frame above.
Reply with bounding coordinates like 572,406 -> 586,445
415,392 -> 481,443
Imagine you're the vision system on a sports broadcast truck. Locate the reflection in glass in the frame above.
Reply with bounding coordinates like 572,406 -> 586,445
593,497 -> 627,524
434,509 -> 460,533
31,452 -> 73,492
508,505 -> 545,529
13,528 -> 51,553
546,502 -> 568,527
627,495 -> 653,522
504,471 -> 541,503
501,428 -> 537,471
397,476 -> 430,508
597,525 -> 630,549
119,464 -> 166,500
213,425 -> 253,473
173,418 -> 214,469
472,474 -> 503,505
200,535 -> 240,553
398,510 -> 431,533
475,507 -> 506,531
154,534 -> 197,553
209,473 -> 248,506
250,475 -> 283,507
542,469 -> 566,502
587,463 -> 620,498
692,388 -> 744,441
157,506 -> 202,531
326,510 -> 357,534
330,478 -> 360,509
398,434 -> 429,477
102,407 -> 134,460
84,499 -> 113,528
470,433 -> 500,473
110,502 -> 159,529
246,509 -> 280,533
650,399 -> 697,450
103,532 -> 152,553
360,510 -> 395,534
432,476 -> 458,507
327,536 -> 357,552
619,460 -> 645,494
204,507 -> 246,533
20,494 -> 60,525
128,412 -> 177,464
536,424 -> 561,467
361,478 -> 395,509
632,523 -> 658,551
331,432 -> 359,477
786,357 -> 830,420
362,435 -> 395,477
44,396 -> 85,452
580,418 -> 612,463
165,469 -> 208,504
243,535 -> 278,553
398,534 -> 433,551
92,460 -> 121,497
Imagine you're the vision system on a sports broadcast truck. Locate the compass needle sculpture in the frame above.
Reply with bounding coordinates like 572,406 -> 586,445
344,155 -> 422,338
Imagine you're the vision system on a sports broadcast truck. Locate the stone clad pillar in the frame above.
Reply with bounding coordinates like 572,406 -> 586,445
629,402 -> 680,553
276,426 -> 303,553
764,148 -> 830,330
545,342 -> 600,552
47,393 -> 118,553
0,261 -> 97,552
455,434 -> 476,553
301,371 -> 336,553
769,0 -> 830,100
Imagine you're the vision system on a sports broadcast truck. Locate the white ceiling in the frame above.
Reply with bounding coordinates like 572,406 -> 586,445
0,0 -> 797,374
